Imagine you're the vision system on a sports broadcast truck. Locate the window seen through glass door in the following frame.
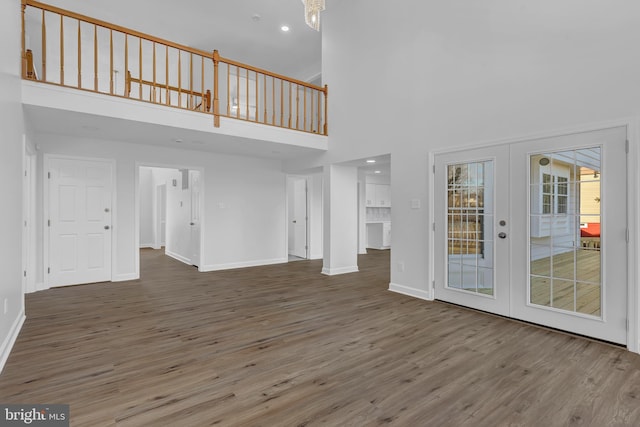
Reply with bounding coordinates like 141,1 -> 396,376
529,148 -> 602,317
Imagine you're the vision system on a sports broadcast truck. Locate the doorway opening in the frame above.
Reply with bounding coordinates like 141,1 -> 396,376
137,165 -> 203,276
287,176 -> 309,261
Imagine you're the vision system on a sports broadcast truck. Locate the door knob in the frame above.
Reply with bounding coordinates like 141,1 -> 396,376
292,220 -> 297,223
190,222 -> 195,226
104,225 -> 110,230
498,232 -> 507,239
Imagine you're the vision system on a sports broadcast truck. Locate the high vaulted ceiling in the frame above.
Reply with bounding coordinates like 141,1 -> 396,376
41,0 -> 322,81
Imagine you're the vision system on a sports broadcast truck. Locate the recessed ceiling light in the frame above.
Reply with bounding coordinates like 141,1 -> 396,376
281,25 -> 290,32
374,170 -> 382,174
366,159 -> 376,163
252,14 -> 261,22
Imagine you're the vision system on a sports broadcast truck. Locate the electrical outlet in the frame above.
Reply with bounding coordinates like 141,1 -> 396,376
397,261 -> 405,272
3,298 -> 7,315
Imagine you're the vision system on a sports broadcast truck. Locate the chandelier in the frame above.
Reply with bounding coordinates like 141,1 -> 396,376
301,0 -> 325,31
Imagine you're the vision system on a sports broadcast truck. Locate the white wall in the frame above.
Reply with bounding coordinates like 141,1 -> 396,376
0,0 -> 26,372
286,0 -> 640,295
322,165 -> 358,275
35,135 -> 288,283
308,172 -> 323,260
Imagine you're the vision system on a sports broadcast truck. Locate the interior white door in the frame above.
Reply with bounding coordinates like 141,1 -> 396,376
156,183 -> 166,248
189,170 -> 201,267
509,127 -> 627,344
434,127 -> 628,344
290,178 -> 308,259
49,157 -> 112,287
434,145 -> 511,316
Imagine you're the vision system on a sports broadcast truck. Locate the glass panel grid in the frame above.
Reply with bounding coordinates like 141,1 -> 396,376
447,161 -> 493,296
529,148 -> 601,317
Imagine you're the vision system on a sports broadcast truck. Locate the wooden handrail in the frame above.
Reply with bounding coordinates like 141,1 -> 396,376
219,55 -> 325,93
125,71 -> 211,112
24,0 -> 211,59
22,0 -> 328,136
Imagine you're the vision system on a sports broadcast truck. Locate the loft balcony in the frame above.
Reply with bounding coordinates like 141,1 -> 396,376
20,0 -> 328,156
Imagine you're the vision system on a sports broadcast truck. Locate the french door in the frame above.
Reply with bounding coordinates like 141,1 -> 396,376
434,127 -> 628,344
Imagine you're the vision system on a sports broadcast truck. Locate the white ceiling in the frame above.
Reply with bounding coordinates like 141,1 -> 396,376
42,0 -> 322,81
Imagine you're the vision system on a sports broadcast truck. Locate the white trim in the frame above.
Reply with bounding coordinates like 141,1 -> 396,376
43,154 -> 116,288
309,253 -> 323,260
627,118 -> 640,353
286,175 -> 311,260
321,266 -> 359,275
22,136 -> 38,294
429,117 -> 639,156
0,310 -> 25,375
389,283 -> 434,301
139,243 -> 155,249
427,152 -> 436,303
200,258 -> 288,272
165,250 -> 193,266
428,117 -> 640,354
112,273 -> 138,282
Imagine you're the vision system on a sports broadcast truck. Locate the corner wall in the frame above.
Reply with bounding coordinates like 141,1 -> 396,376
0,0 -> 26,372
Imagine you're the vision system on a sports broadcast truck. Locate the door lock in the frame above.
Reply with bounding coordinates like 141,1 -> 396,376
498,232 -> 507,239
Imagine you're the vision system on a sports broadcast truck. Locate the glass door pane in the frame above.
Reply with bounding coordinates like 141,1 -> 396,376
529,148 -> 602,317
447,161 -> 494,295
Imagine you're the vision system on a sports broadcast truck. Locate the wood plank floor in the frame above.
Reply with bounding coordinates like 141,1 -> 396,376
2,249 -> 640,426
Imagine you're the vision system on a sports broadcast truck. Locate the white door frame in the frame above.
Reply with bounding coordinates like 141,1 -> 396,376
134,162 -> 205,277
43,154 -> 117,289
286,175 -> 310,260
428,117 -> 640,353
22,138 -> 37,293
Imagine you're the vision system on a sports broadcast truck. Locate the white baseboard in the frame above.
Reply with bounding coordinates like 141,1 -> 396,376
139,243 -> 154,249
165,250 -> 192,266
321,265 -> 359,275
310,253 -> 323,260
200,257 -> 287,272
0,309 -> 25,375
112,273 -> 138,282
389,282 -> 434,301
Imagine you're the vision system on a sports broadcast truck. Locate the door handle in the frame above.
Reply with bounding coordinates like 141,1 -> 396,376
292,220 -> 297,223
104,225 -> 110,230
190,222 -> 195,226
498,232 -> 507,239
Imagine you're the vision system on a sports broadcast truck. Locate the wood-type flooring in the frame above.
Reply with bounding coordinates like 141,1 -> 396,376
1,249 -> 640,426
